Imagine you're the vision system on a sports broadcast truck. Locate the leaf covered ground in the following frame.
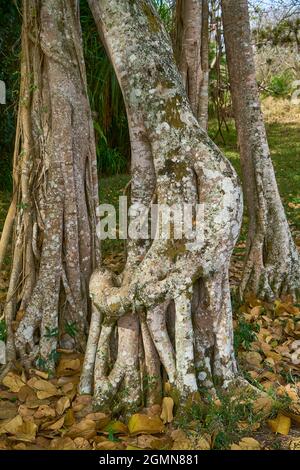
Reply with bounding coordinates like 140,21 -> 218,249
0,296 -> 300,452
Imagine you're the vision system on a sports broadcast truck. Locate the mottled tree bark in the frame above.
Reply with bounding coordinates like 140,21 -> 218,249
0,0 -> 99,371
222,0 -> 300,301
81,0 -> 243,409
174,0 -> 209,129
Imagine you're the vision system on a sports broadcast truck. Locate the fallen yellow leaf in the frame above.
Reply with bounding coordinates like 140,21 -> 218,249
27,377 -> 59,398
137,434 -> 173,450
160,397 -> 174,424
0,415 -> 23,435
268,414 -> 291,435
11,421 -> 37,443
65,419 -> 96,439
243,351 -> 262,368
231,437 -> 261,450
45,416 -> 65,431
86,412 -> 111,430
2,372 -> 25,392
103,420 -> 128,434
64,409 -> 75,427
74,437 -> 91,449
253,396 -> 273,415
49,437 -> 76,450
56,396 -> 70,415
34,405 -> 56,419
57,358 -> 81,377
128,414 -> 164,435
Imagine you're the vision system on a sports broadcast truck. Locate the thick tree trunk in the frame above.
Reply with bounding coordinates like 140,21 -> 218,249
222,0 -> 300,301
0,0 -> 99,371
81,0 -> 243,409
174,0 -> 209,129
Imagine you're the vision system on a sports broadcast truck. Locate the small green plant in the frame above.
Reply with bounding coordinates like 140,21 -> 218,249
280,369 -> 298,384
49,349 -> 60,365
143,374 -> 160,392
266,73 -> 294,98
17,202 -> 29,210
96,140 -> 127,175
35,356 -> 47,370
64,321 -> 78,338
174,388 -> 262,450
234,319 -> 260,352
107,429 -> 120,443
267,388 -> 292,417
44,326 -> 59,338
271,439 -> 282,450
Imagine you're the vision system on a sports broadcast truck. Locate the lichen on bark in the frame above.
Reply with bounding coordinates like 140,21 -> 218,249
80,0 -> 244,409
1,0 -> 99,372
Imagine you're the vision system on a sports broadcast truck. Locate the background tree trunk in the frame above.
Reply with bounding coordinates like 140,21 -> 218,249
174,0 -> 209,129
222,0 -> 300,301
1,0 -> 99,372
82,0 -> 243,409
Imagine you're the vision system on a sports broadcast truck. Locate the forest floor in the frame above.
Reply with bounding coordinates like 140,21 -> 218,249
0,98 -> 300,450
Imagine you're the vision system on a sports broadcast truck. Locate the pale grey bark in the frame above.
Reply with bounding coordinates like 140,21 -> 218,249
222,0 -> 300,301
1,0 -> 99,372
174,0 -> 209,129
81,0 -> 243,407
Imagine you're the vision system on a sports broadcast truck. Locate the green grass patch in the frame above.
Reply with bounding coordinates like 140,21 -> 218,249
209,118 -> 300,232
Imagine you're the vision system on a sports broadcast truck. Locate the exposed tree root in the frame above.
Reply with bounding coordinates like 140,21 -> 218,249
240,222 -> 300,302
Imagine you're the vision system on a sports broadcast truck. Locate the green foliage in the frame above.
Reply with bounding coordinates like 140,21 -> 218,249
0,2 -> 21,191
255,18 -> 300,49
153,0 -> 173,32
0,319 -> 7,342
35,356 -> 47,370
35,349 -> 60,373
210,117 -> 300,233
80,0 -> 130,175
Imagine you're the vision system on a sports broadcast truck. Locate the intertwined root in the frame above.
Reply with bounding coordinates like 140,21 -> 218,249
80,260 -> 240,408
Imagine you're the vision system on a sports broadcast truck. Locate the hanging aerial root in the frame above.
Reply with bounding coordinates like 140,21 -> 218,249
0,196 -> 17,272
140,315 -> 162,406
79,304 -> 102,395
174,290 -> 198,397
146,302 -> 176,385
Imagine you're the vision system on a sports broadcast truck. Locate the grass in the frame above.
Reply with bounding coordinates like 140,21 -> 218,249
173,384 -> 293,449
99,174 -> 130,258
